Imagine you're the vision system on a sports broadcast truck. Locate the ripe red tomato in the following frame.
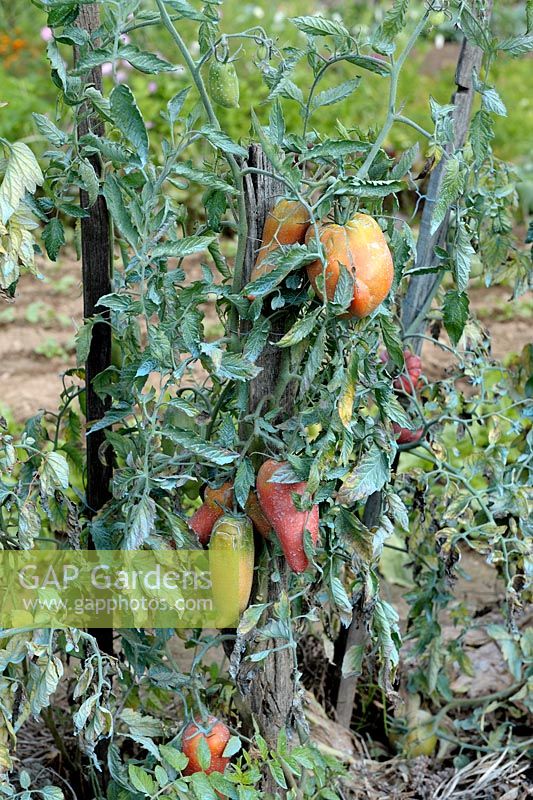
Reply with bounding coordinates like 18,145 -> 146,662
393,422 -> 423,445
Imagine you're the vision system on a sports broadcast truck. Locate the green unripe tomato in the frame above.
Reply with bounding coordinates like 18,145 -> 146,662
305,423 -> 323,442
429,10 -> 446,26
111,337 -> 123,369
207,60 -> 240,109
183,479 -> 200,500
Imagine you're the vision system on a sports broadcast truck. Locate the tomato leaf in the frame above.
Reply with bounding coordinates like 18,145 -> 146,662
222,735 -> 242,758
291,15 -> 349,38
165,432 -> 238,465
379,314 -> 404,368
128,764 -> 157,796
443,290 -> 469,345
311,78 -> 360,110
152,235 -> 215,259
277,308 -> 321,348
119,44 -> 176,74
0,142 -> 43,224
159,744 -> 189,772
42,218 -> 65,261
103,174 -> 139,247
337,445 -> 390,505
300,326 -> 326,396
234,457 -> 255,509
200,126 -> 247,158
342,643 -> 365,678
430,155 -> 465,235
345,53 -> 391,76
110,84 -> 149,166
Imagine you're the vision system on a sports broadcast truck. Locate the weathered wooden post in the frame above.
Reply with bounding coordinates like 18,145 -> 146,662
401,2 -> 494,344
76,4 -> 113,656
231,145 -> 300,790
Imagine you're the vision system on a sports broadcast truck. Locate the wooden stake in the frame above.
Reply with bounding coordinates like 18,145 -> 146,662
232,146 -> 299,791
401,2 -> 495,346
76,4 -> 113,656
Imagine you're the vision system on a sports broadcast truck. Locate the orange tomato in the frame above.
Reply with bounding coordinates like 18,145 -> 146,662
249,199 -> 310,294
306,213 -> 393,318
182,716 -> 230,776
189,482 -> 234,545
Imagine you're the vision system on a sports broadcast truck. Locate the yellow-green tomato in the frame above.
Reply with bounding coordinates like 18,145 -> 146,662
404,710 -> 437,758
209,515 -> 254,622
111,337 -> 123,369
305,423 -> 322,442
429,10 -> 446,27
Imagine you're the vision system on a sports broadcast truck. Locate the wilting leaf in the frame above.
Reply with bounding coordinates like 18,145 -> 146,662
338,445 -> 390,504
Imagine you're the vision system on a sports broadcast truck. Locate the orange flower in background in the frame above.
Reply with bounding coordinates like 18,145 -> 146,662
0,33 -> 27,62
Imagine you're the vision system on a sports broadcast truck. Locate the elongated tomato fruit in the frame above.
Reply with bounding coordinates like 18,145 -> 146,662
209,514 -> 254,617
245,491 -> 272,538
306,213 -> 393,318
189,482 -> 233,545
256,459 -> 319,573
248,200 -> 310,296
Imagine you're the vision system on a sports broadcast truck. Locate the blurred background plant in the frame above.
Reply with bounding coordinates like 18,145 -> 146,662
1,0 -> 532,162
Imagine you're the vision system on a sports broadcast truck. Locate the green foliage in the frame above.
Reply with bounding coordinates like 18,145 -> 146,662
0,1 -> 531,797
1,1 -> 533,162
395,351 -> 532,711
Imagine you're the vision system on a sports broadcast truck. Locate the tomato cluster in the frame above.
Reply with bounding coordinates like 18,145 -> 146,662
382,349 -> 425,445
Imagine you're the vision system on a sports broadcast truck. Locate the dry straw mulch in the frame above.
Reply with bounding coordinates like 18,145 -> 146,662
305,692 -> 531,800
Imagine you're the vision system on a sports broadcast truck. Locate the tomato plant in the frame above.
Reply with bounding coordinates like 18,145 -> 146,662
0,1 -> 531,798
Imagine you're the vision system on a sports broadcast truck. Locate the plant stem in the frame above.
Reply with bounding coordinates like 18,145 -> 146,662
190,633 -> 236,674
403,331 -> 457,355
357,9 -> 430,180
435,680 -> 524,721
41,707 -> 78,774
155,0 -> 248,320
195,28 -> 271,69
302,52 -> 390,137
404,273 -> 444,337
395,114 -> 432,139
